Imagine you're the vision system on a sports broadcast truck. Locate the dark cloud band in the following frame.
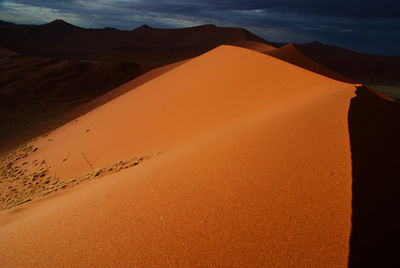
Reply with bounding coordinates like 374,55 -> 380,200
0,0 -> 399,55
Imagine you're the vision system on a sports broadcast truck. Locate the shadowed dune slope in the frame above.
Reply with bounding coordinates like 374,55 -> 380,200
296,42 -> 400,100
0,45 -> 357,266
348,86 -> 400,267
0,52 -> 148,154
266,43 -> 355,84
0,46 -> 18,57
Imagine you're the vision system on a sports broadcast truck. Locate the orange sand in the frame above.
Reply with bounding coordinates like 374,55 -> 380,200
0,45 -> 357,266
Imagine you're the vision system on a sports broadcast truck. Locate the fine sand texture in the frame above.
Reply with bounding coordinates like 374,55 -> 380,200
0,45 -> 359,266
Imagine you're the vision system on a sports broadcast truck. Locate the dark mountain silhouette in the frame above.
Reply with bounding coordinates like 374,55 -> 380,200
39,19 -> 82,30
0,19 -> 278,66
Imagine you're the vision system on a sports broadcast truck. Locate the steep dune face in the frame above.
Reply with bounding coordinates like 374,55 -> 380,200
0,45 -> 357,265
348,86 -> 400,267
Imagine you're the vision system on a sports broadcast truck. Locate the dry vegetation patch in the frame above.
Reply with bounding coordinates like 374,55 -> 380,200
0,144 -> 154,210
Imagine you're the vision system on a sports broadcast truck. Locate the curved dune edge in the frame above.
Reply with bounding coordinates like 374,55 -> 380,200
0,45 -> 356,266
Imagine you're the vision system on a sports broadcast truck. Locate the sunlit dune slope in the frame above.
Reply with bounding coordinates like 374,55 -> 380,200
16,45 -> 355,180
0,45 -> 357,266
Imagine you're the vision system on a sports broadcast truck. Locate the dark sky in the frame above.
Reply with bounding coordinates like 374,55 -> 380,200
1,0 -> 399,55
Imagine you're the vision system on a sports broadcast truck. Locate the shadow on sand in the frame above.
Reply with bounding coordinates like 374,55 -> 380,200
348,86 -> 400,267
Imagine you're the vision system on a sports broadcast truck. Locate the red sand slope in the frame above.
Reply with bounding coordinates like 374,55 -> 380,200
63,59 -> 190,127
0,45 -> 356,266
266,43 -> 355,83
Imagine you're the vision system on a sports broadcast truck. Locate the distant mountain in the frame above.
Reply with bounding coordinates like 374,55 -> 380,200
0,19 -> 279,66
39,19 -> 82,30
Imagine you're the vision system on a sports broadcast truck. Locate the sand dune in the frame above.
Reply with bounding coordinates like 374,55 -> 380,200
266,43 -> 355,83
296,42 -> 400,100
67,59 -> 189,120
0,54 -> 147,154
0,19 -> 279,155
265,43 -> 397,102
11,45 -> 355,180
0,45 -> 358,266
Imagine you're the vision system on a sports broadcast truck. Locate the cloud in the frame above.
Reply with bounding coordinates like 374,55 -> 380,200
0,0 -> 399,55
